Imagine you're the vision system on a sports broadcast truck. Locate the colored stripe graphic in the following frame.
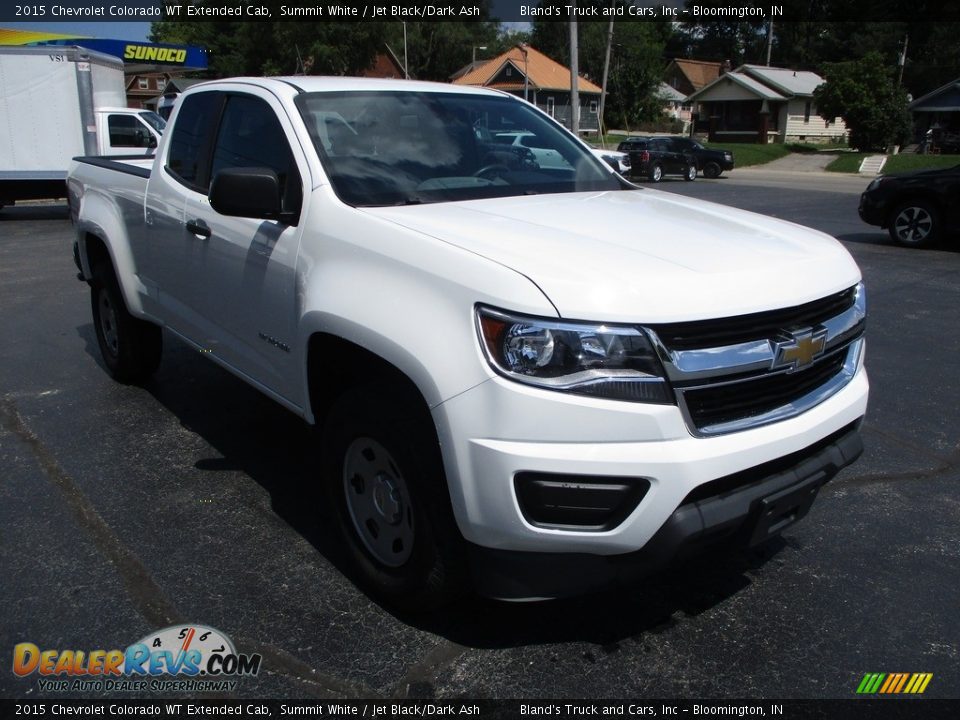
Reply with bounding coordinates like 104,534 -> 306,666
857,673 -> 932,694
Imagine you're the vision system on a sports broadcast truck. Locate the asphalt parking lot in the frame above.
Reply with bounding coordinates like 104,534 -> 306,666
1,172 -> 958,701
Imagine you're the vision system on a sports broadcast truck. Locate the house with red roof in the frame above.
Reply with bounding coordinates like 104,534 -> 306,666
452,45 -> 602,133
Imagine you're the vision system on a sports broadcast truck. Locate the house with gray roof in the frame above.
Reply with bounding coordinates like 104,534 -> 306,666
908,78 -> 960,153
686,64 -> 847,144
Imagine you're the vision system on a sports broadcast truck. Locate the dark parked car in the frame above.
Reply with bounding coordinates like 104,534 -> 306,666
617,136 -> 734,180
858,165 -> 960,247
666,136 -> 735,178
616,136 -> 697,182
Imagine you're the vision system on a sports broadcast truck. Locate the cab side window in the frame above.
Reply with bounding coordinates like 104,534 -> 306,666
211,94 -> 302,217
107,115 -> 140,147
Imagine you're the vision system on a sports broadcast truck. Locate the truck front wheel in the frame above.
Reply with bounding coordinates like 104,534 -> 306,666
703,161 -> 722,179
322,385 -> 466,610
90,262 -> 162,383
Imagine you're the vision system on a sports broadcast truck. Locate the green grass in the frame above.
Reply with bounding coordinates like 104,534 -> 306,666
825,152 -> 960,174
702,142 -> 792,167
883,154 -> 960,173
826,153 -> 869,173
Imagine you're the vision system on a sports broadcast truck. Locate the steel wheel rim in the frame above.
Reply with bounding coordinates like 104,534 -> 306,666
343,437 -> 414,568
687,166 -> 696,180
652,166 -> 662,181
894,207 -> 932,243
98,288 -> 119,356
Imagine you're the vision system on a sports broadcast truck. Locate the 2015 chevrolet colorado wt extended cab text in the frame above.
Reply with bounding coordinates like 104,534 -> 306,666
68,77 -> 868,608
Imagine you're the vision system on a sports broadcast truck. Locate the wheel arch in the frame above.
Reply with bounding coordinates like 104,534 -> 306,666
74,196 -> 147,318
305,331 -> 438,437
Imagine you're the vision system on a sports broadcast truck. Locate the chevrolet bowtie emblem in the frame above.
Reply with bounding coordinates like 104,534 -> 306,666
772,328 -> 828,371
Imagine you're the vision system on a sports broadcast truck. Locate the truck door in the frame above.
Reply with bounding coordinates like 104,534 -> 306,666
181,90 -> 307,405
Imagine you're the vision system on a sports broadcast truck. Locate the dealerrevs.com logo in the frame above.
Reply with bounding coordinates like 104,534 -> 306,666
13,625 -> 262,693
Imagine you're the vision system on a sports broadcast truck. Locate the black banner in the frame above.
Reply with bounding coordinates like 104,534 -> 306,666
2,0 -> 960,24
1,699 -> 959,720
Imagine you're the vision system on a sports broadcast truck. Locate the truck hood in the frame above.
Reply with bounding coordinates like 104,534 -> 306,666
364,189 -> 860,324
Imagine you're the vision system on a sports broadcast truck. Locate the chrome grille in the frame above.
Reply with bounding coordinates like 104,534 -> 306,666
682,351 -> 847,430
645,284 -> 866,436
650,287 -> 857,351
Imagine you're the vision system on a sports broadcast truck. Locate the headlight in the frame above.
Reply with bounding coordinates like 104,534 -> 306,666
476,306 -> 672,403
865,177 -> 889,192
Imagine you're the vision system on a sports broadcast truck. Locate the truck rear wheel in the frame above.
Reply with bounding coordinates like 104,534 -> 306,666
322,385 -> 466,610
90,262 -> 162,383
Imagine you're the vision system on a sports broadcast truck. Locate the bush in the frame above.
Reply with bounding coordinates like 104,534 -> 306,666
628,117 -> 686,135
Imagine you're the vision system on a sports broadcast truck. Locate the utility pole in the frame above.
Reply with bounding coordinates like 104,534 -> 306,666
897,33 -> 909,86
765,21 -> 774,66
570,3 -> 580,135
403,22 -> 409,79
599,11 -> 615,146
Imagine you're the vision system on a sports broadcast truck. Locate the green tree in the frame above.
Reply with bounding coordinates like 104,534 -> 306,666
813,52 -> 913,151
382,20 -> 501,81
151,14 -> 386,77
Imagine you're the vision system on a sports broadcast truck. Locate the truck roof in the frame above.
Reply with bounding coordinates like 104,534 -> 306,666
185,75 -> 508,98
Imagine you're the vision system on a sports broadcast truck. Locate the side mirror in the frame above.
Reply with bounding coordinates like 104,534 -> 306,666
209,168 -> 282,221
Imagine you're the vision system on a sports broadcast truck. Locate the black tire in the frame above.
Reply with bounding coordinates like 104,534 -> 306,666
888,200 -> 939,248
684,163 -> 697,181
648,164 -> 663,183
703,161 -> 722,179
322,385 -> 466,611
90,261 -> 162,383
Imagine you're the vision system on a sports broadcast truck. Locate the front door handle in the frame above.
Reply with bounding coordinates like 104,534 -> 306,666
186,219 -> 211,239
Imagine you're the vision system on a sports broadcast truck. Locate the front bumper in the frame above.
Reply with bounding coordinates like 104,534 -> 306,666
468,420 -> 862,599
433,363 -> 868,560
858,191 -> 887,227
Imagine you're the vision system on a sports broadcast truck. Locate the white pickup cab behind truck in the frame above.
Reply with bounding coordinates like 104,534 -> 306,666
68,77 -> 868,608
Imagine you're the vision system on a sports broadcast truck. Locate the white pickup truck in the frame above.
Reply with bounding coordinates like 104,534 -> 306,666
68,77 -> 868,608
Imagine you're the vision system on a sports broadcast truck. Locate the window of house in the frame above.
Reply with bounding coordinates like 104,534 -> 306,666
589,101 -> 598,114
804,100 -> 812,123
138,78 -> 149,90
506,66 -> 512,77
546,97 -> 555,117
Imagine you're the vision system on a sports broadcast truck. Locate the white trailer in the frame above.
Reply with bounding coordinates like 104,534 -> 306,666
0,45 -> 162,207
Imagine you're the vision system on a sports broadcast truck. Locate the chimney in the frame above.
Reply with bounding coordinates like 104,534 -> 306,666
721,59 -> 731,75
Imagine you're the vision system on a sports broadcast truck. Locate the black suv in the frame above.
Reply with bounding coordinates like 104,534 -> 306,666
858,165 -> 960,247
618,136 -> 735,180
617,136 -> 697,182
666,137 -> 735,178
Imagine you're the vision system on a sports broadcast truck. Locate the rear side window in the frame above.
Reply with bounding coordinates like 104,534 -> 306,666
166,92 -> 221,189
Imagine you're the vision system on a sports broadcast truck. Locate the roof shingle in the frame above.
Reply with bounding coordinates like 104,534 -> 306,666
452,45 -> 601,94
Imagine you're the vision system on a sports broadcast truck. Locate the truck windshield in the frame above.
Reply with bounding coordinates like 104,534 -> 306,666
295,91 -> 621,206
138,111 -> 167,134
